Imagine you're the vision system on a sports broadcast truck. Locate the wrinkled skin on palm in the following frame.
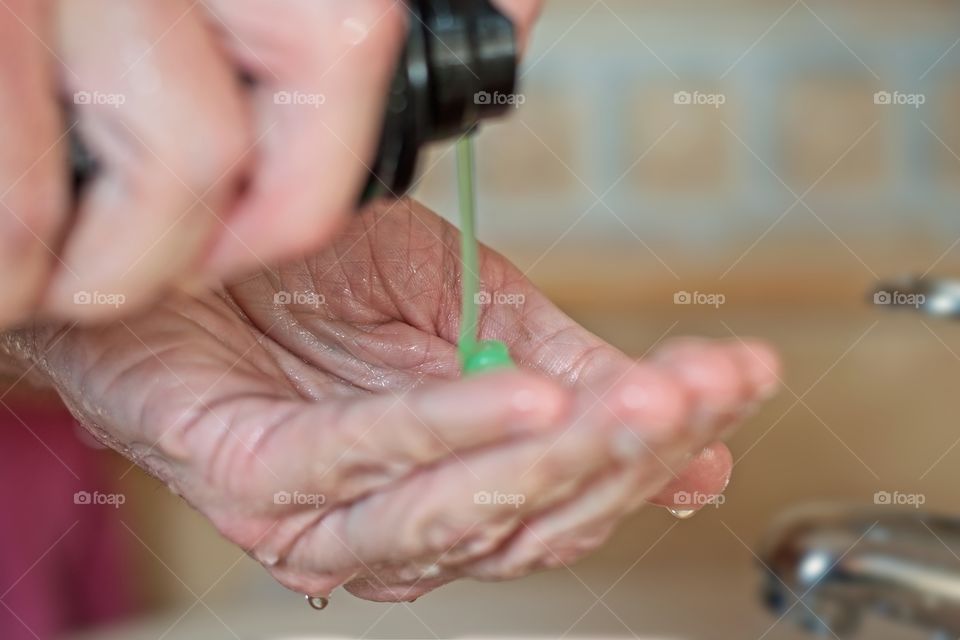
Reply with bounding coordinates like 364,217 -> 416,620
3,199 -> 779,602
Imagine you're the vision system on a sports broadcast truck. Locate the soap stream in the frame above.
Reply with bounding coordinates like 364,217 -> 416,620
457,136 -> 480,362
456,137 -> 515,375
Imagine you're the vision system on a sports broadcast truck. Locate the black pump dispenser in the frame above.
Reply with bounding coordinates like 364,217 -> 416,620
71,0 -> 519,204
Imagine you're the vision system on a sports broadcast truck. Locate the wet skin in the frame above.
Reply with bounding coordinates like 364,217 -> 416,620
2,199 -> 780,602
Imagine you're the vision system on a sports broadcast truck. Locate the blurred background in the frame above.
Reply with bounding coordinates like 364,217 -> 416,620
6,0 -> 960,638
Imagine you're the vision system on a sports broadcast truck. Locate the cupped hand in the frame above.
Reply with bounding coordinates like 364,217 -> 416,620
3,199 -> 779,603
1,0 -> 542,327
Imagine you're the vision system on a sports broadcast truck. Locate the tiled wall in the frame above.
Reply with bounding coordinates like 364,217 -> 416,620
415,0 -> 960,278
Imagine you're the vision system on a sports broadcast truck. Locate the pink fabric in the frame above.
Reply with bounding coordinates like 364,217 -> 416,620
0,396 -> 138,640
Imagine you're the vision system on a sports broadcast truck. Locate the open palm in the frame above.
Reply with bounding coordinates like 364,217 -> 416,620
12,199 -> 779,603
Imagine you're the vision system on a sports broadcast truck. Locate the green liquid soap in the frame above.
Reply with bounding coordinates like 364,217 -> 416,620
456,137 -> 515,376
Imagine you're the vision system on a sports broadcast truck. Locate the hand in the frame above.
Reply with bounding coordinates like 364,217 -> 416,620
3,199 -> 779,603
0,0 -> 542,327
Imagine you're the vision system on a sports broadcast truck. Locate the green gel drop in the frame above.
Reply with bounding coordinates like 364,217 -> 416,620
463,340 -> 514,375
456,136 -> 514,376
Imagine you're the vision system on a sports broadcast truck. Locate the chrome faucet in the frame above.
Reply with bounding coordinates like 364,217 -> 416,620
871,275 -> 960,319
758,504 -> 960,638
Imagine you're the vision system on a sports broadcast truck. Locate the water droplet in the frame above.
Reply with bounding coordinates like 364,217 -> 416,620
667,508 -> 697,520
306,595 -> 329,611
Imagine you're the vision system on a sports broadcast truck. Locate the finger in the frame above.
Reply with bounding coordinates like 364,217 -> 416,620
456,444 -> 733,582
651,338 -> 754,430
452,381 -> 726,581
303,364 -> 719,593
325,365 -> 696,594
462,468 -> 627,581
591,362 -> 694,446
0,0 -> 66,327
278,415 -> 626,581
728,338 -> 782,402
454,356 -> 747,579
202,0 -> 406,276
342,573 -> 454,604
647,442 -> 733,509
194,370 -> 569,512
45,0 -> 250,319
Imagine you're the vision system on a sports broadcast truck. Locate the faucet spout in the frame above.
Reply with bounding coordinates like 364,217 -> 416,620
759,504 -> 960,637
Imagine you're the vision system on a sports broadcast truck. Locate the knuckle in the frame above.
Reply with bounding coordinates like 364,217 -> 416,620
186,406 -> 280,506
